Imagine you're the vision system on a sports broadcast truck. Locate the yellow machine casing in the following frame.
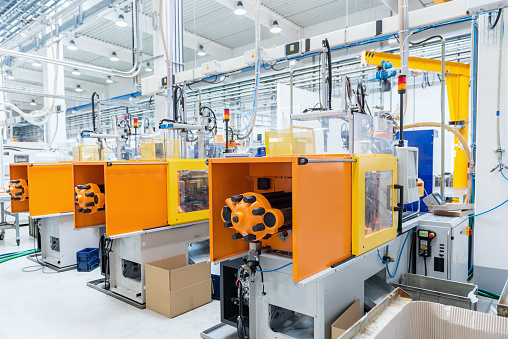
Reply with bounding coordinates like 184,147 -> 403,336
352,154 -> 398,256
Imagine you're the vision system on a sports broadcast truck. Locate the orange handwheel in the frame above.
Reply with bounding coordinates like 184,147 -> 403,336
222,191 -> 292,242
8,179 -> 29,201
75,183 -> 105,214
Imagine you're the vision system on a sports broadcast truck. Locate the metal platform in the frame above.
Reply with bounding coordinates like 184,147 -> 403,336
26,253 -> 77,273
201,323 -> 238,339
87,278 -> 146,309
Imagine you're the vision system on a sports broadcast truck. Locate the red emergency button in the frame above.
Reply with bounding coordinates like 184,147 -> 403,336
429,232 -> 435,239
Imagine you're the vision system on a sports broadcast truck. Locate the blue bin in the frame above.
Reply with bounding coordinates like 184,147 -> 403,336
76,248 -> 99,262
77,258 -> 100,272
212,274 -> 220,300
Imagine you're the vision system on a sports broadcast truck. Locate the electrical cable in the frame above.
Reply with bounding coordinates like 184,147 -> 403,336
489,8 -> 503,29
423,256 -> 427,276
257,262 -> 292,273
376,229 -> 412,279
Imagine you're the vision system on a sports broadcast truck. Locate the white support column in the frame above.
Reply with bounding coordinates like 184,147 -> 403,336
42,33 -> 66,147
152,0 -> 185,126
474,13 -> 508,293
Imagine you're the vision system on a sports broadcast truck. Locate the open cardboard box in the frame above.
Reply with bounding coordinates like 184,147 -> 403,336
331,300 -> 362,339
145,254 -> 211,318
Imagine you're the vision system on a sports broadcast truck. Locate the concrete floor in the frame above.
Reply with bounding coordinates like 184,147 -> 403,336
0,226 -> 220,339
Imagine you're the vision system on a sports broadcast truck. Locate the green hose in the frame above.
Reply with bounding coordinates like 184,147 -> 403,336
478,291 -> 499,300
0,249 -> 39,263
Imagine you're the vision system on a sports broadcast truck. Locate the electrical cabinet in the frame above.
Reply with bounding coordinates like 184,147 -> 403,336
415,215 -> 469,283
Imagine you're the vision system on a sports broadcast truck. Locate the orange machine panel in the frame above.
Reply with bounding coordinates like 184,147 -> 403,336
9,163 -> 29,213
28,163 -> 74,217
73,161 -> 168,237
292,155 -> 352,281
209,155 -> 352,282
73,163 -> 106,229
104,161 -> 167,236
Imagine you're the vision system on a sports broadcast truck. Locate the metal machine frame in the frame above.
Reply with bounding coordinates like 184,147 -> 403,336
88,221 -> 209,308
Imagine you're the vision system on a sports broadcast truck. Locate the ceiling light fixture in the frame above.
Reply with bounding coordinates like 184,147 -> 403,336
67,39 -> 78,50
32,61 -> 42,67
145,62 -> 153,72
270,20 -> 281,34
234,1 -> 246,15
110,52 -> 119,62
30,99 -> 37,106
8,71 -> 14,80
72,68 -> 81,76
106,76 -> 114,84
75,85 -> 83,92
197,45 -> 206,57
116,14 -> 128,27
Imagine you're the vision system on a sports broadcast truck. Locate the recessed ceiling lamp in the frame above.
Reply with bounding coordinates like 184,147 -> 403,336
30,99 -> 37,106
270,20 -> 281,34
110,52 -> 119,62
72,68 -> 81,75
145,62 -> 153,72
75,85 -> 83,92
234,1 -> 246,15
32,61 -> 42,67
116,14 -> 128,27
106,76 -> 114,84
197,45 -> 206,57
67,39 -> 78,50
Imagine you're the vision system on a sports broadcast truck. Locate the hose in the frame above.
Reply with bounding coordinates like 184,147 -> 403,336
398,122 -> 472,203
237,0 -> 261,140
0,249 -> 39,263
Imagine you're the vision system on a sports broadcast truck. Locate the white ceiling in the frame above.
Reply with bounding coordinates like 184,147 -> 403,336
1,0 -> 434,103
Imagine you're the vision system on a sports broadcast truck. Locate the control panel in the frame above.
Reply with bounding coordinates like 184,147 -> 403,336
418,229 -> 436,257
395,146 -> 419,204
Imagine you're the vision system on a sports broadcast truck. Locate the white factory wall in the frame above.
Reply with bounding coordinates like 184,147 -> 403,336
474,14 -> 508,293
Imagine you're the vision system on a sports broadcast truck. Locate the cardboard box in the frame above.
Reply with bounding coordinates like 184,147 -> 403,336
331,300 -> 361,339
145,254 -> 211,318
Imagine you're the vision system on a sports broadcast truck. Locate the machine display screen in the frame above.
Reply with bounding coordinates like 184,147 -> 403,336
419,230 -> 428,237
407,150 -> 417,176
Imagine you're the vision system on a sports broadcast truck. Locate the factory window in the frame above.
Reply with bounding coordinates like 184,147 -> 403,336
177,170 -> 209,213
365,170 -> 393,236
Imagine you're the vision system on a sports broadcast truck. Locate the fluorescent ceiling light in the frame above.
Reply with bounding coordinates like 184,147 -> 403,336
67,39 -> 78,50
110,52 -> 119,62
270,20 -> 281,34
234,1 -> 246,15
197,45 -> 206,57
116,14 -> 128,27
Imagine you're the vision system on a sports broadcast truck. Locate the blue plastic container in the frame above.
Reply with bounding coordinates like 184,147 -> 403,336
76,247 -> 99,262
77,258 -> 100,272
212,274 -> 220,300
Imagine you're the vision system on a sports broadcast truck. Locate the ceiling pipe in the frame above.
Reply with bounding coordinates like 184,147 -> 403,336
0,0 -> 142,79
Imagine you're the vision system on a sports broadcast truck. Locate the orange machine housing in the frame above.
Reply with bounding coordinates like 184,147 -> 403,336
9,163 -> 29,213
9,162 -> 75,216
73,160 -> 168,236
209,155 -> 352,282
28,163 -> 74,217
